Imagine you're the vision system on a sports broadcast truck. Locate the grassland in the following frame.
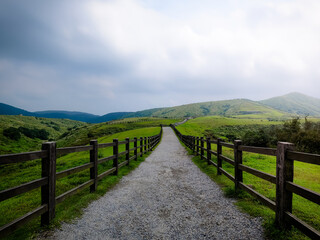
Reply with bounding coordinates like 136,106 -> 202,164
0,115 -> 87,154
0,126 -> 162,240
177,117 -> 320,240
0,115 -> 178,154
143,98 -> 288,119
176,115 -> 283,141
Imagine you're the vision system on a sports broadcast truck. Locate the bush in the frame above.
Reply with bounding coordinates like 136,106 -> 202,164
18,127 -> 49,140
3,127 -> 21,140
242,129 -> 269,147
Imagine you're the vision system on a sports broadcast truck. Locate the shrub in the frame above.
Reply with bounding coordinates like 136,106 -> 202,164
3,127 -> 21,140
242,129 -> 269,147
18,127 -> 49,140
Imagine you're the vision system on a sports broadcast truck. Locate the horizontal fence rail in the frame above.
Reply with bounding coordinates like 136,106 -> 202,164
0,127 -> 162,238
171,124 -> 320,240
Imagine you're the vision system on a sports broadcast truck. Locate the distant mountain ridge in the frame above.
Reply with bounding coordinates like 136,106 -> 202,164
260,92 -> 320,117
1,92 -> 319,122
0,103 -> 132,123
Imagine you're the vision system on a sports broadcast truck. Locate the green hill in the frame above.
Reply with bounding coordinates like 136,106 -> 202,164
0,115 -> 87,154
0,103 -> 33,116
136,99 -> 286,119
0,115 -> 178,154
260,92 -> 320,117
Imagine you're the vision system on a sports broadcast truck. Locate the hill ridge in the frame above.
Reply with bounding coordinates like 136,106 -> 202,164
1,92 -> 319,122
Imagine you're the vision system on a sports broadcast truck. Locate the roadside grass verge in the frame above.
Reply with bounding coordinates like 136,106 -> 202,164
1,127 -> 161,240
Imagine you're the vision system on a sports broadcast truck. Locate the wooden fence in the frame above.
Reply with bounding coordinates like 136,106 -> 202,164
0,128 -> 162,238
171,124 -> 320,240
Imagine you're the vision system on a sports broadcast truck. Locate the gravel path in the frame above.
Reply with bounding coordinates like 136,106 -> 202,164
49,127 -> 264,240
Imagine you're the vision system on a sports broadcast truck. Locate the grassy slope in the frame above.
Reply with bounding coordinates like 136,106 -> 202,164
177,118 -> 320,240
0,115 -> 87,154
147,99 -> 287,119
1,127 -> 161,240
0,115 -> 178,153
260,92 -> 320,117
56,117 -> 178,147
176,116 -> 283,140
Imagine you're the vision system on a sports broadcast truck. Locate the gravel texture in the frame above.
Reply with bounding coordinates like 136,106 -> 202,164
48,127 -> 264,240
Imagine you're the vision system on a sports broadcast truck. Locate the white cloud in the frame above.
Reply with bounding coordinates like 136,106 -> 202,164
1,0 -> 320,113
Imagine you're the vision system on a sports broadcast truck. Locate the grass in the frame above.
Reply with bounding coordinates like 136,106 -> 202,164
176,124 -> 320,240
0,115 -> 178,154
0,115 -> 87,154
176,115 -> 283,141
0,127 -> 161,240
144,98 -> 288,119
55,117 -> 178,148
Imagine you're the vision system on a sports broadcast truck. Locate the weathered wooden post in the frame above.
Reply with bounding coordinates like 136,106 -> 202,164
217,138 -> 222,175
126,137 -> 130,166
41,142 -> 56,226
207,138 -> 211,165
196,137 -> 199,156
276,142 -> 294,229
234,140 -> 243,191
193,136 -> 196,153
134,137 -> 138,160
140,137 -> 143,156
200,137 -> 204,160
90,140 -> 98,193
113,139 -> 119,175
144,137 -> 147,153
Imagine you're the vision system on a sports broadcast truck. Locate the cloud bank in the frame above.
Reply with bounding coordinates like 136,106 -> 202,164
0,0 -> 319,114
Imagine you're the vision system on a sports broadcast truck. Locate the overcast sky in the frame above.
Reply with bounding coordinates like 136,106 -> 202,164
0,0 -> 319,115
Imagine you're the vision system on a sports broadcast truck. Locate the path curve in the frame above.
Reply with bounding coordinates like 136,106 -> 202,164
49,127 -> 264,239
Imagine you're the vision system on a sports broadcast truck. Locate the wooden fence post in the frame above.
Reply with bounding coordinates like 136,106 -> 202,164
41,142 -> 56,226
134,137 -> 138,160
217,138 -> 222,175
276,142 -> 294,229
200,137 -> 204,160
126,137 -> 130,166
196,137 -> 199,156
234,140 -> 243,191
144,137 -> 147,153
207,138 -> 211,165
90,140 -> 98,193
140,137 -> 143,156
113,139 -> 119,175
193,136 -> 196,153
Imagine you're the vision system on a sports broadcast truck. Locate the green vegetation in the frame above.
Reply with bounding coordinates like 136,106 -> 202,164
56,117 -> 178,148
176,116 -> 283,140
0,115 -> 177,154
177,115 -> 320,154
0,115 -> 87,154
177,118 -> 320,239
276,117 -> 320,154
0,127 -> 161,240
260,92 -> 320,117
141,99 -> 287,119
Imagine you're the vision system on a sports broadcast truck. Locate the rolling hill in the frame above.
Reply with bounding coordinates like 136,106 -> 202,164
260,92 -> 320,117
34,110 -> 99,122
1,92 -> 319,122
142,99 -> 285,119
0,103 -> 33,116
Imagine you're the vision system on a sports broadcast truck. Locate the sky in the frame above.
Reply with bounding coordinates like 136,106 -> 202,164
0,0 -> 320,115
